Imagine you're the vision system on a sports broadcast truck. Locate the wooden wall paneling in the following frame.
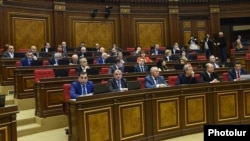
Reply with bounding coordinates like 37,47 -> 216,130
134,18 -> 166,48
183,31 -> 191,47
120,5 -> 131,49
8,12 -> 50,51
168,7 -> 179,46
69,16 -> 117,50
0,2 -> 3,48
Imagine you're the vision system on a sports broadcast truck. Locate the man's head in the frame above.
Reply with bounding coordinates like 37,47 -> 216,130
80,57 -> 88,66
30,45 -> 37,53
165,49 -> 171,56
45,42 -> 50,48
115,59 -> 123,67
155,44 -> 159,49
138,58 -> 145,66
8,45 -> 14,53
26,51 -> 33,59
150,66 -> 160,78
80,47 -> 86,53
209,55 -> 216,63
54,52 -> 62,60
95,43 -> 100,48
234,62 -> 242,72
71,54 -> 79,63
78,72 -> 88,84
62,41 -> 66,48
57,45 -> 62,52
219,32 -> 223,37
100,47 -> 105,53
102,52 -> 108,59
205,63 -> 214,73
113,69 -> 122,80
183,64 -> 193,76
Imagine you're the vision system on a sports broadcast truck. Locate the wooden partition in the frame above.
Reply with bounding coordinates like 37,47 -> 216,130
0,105 -> 18,141
67,80 -> 250,141
34,67 -> 229,118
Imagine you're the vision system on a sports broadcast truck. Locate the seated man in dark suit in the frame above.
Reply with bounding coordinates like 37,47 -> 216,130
200,63 -> 221,83
96,52 -> 109,64
209,55 -> 221,69
228,62 -> 248,81
145,66 -> 168,88
2,45 -> 14,58
70,72 -> 94,99
108,59 -> 124,74
150,44 -> 164,55
40,42 -> 53,53
76,57 -> 90,76
176,64 -> 198,85
48,52 -> 62,65
134,58 -> 149,72
108,69 -> 128,92
20,51 -> 36,66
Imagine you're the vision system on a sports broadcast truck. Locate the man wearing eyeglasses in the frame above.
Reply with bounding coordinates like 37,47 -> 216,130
70,72 -> 94,99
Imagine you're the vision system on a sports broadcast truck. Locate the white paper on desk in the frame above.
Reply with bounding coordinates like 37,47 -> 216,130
240,75 -> 250,80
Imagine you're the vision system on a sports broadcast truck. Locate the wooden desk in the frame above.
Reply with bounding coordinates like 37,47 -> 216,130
33,67 -> 229,118
67,80 -> 250,141
0,105 -> 18,141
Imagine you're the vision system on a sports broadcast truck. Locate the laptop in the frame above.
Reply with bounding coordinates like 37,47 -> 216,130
58,58 -> 70,65
31,60 -> 43,66
86,68 -> 99,75
53,69 -> 69,77
128,81 -> 141,90
174,64 -> 184,70
94,83 -> 110,95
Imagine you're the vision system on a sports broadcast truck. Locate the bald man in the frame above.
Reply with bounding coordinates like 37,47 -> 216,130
145,66 -> 168,88
200,63 -> 220,83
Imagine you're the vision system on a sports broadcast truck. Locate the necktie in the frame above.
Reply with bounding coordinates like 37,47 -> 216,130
154,78 -> 158,85
117,80 -> 121,89
141,66 -> 144,72
28,59 -> 31,65
82,84 -> 87,95
237,71 -> 240,79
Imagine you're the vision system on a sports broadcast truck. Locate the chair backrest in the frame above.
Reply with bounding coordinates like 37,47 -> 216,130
167,75 -> 178,86
101,67 -> 109,74
15,61 -> 20,67
223,72 -> 228,82
143,48 -> 150,54
101,80 -> 108,84
34,69 -> 55,82
194,73 -> 200,81
230,48 -> 235,54
63,83 -> 71,115
137,77 -> 145,89
126,47 -> 135,52
63,84 -> 71,100
197,55 -> 206,60
245,54 -> 250,60
18,48 -> 29,52
43,60 -> 48,66
159,47 -> 166,51
68,69 -> 76,76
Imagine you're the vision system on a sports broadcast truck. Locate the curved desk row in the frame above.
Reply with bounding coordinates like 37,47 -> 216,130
67,80 -> 250,141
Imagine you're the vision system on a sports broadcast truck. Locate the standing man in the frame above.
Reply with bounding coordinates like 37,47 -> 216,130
201,34 -> 214,59
145,66 -> 168,88
70,72 -> 94,99
214,32 -> 227,65
228,62 -> 248,81
108,69 -> 128,92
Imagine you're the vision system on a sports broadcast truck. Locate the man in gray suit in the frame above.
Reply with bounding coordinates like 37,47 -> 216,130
2,45 -> 14,58
145,66 -> 168,88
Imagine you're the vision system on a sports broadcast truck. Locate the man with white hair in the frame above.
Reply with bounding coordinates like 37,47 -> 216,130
145,66 -> 168,88
48,52 -> 62,65
69,54 -> 79,65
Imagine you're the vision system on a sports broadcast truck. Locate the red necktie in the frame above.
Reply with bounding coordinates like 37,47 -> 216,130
237,71 -> 240,79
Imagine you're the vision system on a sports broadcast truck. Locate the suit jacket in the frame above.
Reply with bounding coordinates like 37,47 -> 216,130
228,69 -> 248,81
70,80 -> 94,99
145,75 -> 168,88
108,65 -> 124,74
150,49 -> 164,55
76,66 -> 89,76
96,57 -> 106,64
2,51 -> 13,58
48,58 -> 57,65
200,71 -> 221,83
171,49 -> 181,55
20,57 -> 33,66
108,78 -> 127,92
134,65 -> 149,72
176,73 -> 198,85
40,48 -> 54,52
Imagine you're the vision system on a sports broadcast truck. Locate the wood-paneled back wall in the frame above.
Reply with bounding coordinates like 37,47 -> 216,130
1,0 -> 250,52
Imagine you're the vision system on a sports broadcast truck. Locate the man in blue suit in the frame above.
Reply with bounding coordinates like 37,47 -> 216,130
134,58 -> 149,72
20,51 -> 35,66
145,66 -> 168,88
228,62 -> 248,81
70,72 -> 94,99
